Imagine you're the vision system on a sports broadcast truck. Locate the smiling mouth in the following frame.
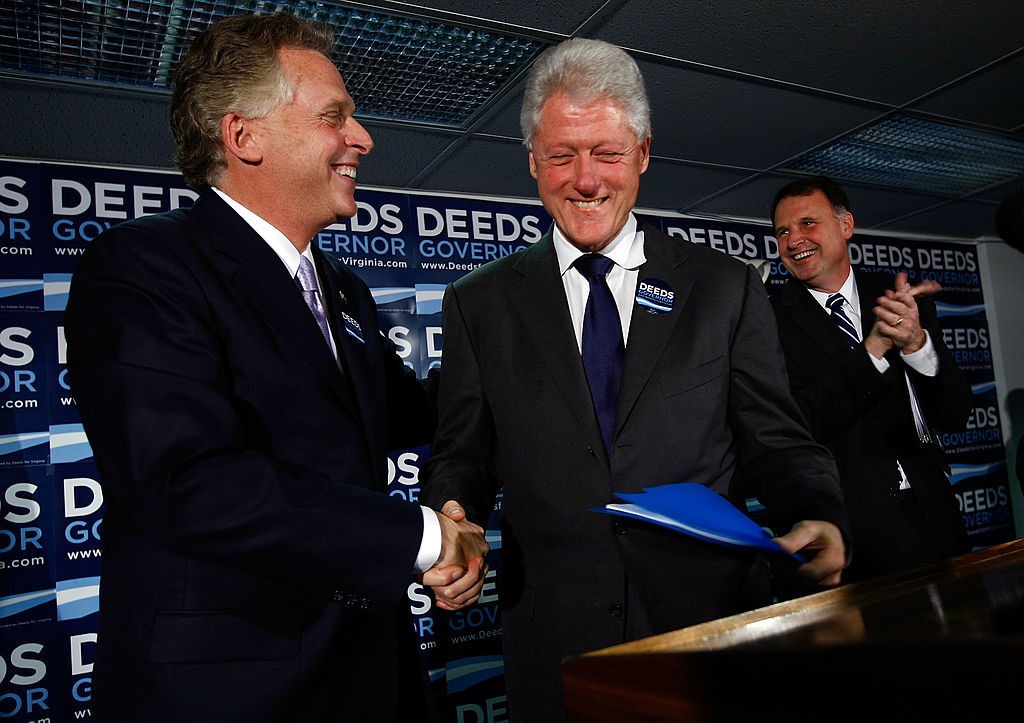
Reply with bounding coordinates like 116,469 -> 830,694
333,166 -> 357,179
570,198 -> 604,208
792,249 -> 816,260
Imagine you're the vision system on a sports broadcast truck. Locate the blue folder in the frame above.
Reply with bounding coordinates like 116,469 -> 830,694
593,482 -> 803,561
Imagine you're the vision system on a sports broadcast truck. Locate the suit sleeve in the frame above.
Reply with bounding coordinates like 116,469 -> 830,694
418,282 -> 501,527
905,297 -> 972,433
729,265 -> 850,538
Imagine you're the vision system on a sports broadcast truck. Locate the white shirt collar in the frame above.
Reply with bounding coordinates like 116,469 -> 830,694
553,213 -> 644,275
212,187 -> 311,277
808,268 -> 858,313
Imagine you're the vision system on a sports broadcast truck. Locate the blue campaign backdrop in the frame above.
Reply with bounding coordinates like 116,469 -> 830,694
0,157 -> 1014,722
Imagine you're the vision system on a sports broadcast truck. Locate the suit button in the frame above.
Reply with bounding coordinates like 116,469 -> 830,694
608,603 -> 623,617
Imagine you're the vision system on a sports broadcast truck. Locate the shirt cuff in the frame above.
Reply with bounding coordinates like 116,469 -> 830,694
869,351 -> 890,374
414,506 -> 442,573
900,330 -> 939,376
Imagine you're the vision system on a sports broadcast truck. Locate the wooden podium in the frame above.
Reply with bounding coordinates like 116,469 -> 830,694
562,538 -> 1024,721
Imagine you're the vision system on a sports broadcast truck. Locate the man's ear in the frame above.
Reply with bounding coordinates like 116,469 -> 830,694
221,113 -> 262,163
840,210 -> 855,240
637,136 -> 651,175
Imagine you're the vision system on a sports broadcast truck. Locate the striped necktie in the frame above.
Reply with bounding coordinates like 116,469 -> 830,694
826,293 -> 860,347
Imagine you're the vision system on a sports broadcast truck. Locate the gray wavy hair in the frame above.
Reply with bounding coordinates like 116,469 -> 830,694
520,37 -> 651,149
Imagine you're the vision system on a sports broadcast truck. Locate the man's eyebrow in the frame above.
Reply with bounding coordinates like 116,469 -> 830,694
319,97 -> 354,114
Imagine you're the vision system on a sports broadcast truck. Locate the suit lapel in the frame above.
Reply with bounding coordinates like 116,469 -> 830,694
616,225 -> 692,433
316,249 -> 376,422
316,249 -> 393,475
314,249 -> 362,374
505,234 -> 605,449
853,271 -> 889,339
777,278 -> 852,356
195,192 -> 358,415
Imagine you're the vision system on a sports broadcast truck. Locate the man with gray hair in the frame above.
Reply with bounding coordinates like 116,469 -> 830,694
421,37 -> 850,720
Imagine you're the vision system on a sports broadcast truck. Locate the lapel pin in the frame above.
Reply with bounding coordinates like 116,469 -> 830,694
636,278 -> 675,314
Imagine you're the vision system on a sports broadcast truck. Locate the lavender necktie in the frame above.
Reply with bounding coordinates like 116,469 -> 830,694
296,255 -> 333,349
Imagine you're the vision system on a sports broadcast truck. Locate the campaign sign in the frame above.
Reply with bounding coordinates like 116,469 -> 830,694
1,313 -> 49,458
43,164 -> 197,271
376,290 -> 446,376
315,188 -> 419,289
47,315 -> 81,428
942,382 -> 1004,459
43,274 -> 72,314
0,161 -> 44,312
1,465 -> 57,623
0,620 -> 63,722
953,461 -> 1014,550
59,619 -> 97,721
404,193 -> 545,283
52,461 -> 103,586
942,314 -> 995,379
662,214 -> 779,261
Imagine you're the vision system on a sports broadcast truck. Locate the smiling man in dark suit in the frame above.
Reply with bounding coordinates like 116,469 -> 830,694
420,38 -> 850,722
769,175 -> 971,584
63,13 -> 487,723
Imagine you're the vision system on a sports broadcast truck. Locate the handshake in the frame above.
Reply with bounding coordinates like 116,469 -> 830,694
419,501 -> 490,611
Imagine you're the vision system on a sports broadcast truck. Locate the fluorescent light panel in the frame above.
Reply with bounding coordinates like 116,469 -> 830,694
785,115 -> 1024,196
0,0 -> 546,128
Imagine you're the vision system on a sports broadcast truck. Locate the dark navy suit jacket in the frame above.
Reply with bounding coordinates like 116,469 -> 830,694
65,189 -> 433,722
770,270 -> 971,583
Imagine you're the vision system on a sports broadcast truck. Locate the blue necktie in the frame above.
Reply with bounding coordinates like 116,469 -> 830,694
574,253 -> 624,455
826,292 -> 860,348
296,255 -> 333,349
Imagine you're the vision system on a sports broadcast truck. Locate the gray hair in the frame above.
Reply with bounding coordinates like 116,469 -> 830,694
520,38 -> 651,149
170,14 -> 335,189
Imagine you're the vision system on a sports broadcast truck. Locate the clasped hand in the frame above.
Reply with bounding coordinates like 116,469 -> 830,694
864,271 -> 935,359
419,500 -> 490,611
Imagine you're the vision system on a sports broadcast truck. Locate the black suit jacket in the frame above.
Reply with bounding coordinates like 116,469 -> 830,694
421,223 -> 848,721
770,270 -> 971,583
64,190 -> 433,722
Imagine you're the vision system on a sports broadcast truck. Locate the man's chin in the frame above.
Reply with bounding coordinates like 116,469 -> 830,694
784,262 -> 817,283
331,200 -> 359,221
556,220 -> 621,251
